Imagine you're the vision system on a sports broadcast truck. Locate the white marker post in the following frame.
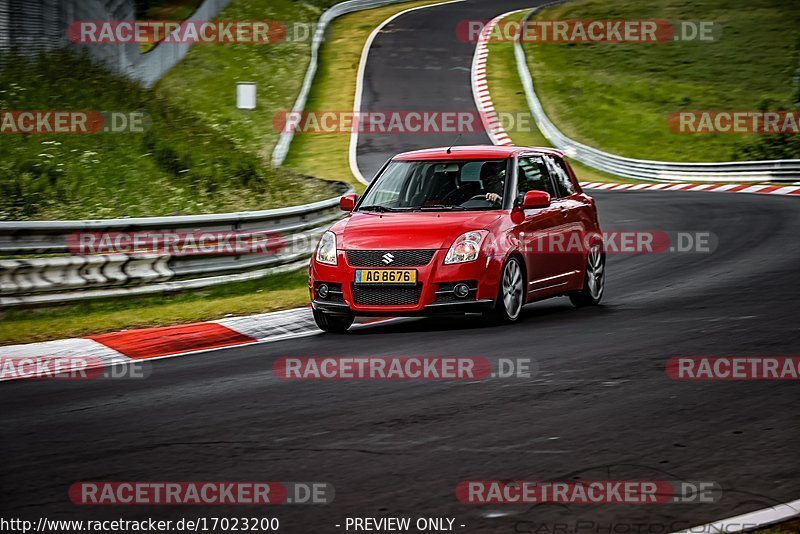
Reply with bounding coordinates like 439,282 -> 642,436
236,82 -> 257,110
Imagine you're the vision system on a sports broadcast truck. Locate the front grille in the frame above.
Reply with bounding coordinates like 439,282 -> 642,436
352,284 -> 423,306
346,249 -> 436,267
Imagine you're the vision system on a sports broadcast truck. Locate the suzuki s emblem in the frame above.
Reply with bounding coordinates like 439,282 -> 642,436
381,253 -> 395,265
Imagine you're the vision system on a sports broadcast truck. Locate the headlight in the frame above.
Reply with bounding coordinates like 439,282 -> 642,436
315,231 -> 337,265
444,230 -> 487,264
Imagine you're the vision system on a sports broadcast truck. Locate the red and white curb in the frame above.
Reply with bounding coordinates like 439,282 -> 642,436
0,308 -> 399,382
580,181 -> 800,196
471,12 -> 515,147
470,13 -> 800,198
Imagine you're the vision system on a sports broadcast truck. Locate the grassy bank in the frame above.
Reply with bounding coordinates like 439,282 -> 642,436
157,0 -> 343,163
522,0 -> 800,162
1,0 -> 441,344
485,10 -> 634,184
0,50 -> 334,221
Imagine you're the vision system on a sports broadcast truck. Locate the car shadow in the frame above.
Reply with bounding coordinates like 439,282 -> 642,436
346,297 -> 617,336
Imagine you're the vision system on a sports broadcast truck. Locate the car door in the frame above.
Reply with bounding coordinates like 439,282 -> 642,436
514,154 -> 573,295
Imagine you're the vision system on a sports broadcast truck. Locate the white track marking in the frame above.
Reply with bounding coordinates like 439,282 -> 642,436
349,0 -> 466,185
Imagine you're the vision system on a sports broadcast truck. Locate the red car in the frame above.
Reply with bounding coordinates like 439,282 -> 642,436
309,145 -> 604,333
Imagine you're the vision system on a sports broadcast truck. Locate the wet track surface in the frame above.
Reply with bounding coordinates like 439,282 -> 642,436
2,191 -> 799,530
2,0 -> 799,531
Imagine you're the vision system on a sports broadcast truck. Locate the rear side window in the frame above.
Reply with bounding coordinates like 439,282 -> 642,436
544,155 -> 575,197
517,155 -> 558,202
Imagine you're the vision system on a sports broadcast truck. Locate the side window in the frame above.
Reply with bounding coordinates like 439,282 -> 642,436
517,156 -> 557,203
544,155 -> 575,197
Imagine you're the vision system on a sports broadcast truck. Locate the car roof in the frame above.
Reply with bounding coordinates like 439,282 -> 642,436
392,145 -> 564,161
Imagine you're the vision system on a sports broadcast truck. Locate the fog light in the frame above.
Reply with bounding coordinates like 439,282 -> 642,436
317,284 -> 329,299
453,283 -> 470,299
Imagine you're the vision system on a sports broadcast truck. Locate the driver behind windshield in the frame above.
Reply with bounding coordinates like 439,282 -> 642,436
481,162 -> 506,205
440,161 -> 506,206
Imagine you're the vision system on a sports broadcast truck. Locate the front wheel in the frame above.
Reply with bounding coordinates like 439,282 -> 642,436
488,256 -> 525,323
313,309 -> 354,333
569,244 -> 605,307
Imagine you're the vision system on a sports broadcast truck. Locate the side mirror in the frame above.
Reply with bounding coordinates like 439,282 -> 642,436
521,190 -> 551,209
339,193 -> 357,212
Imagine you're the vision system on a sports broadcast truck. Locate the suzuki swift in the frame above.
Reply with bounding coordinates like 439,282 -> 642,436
309,145 -> 605,333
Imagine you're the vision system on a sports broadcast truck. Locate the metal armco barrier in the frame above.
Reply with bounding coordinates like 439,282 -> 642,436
271,0 -> 411,167
0,185 -> 352,308
513,6 -> 800,183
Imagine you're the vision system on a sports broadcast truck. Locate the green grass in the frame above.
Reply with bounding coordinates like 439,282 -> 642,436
522,0 -> 800,162
0,50 -> 334,220
0,0 -> 441,344
284,0 -> 447,191
485,10 -> 636,184
0,270 -> 310,345
156,0 -> 342,163
139,0 -> 204,20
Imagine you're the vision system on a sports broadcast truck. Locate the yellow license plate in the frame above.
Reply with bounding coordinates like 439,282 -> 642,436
355,269 -> 417,284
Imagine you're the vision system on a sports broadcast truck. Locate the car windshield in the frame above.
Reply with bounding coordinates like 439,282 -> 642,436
357,159 -> 509,212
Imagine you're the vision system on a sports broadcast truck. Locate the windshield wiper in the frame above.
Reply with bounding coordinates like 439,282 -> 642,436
418,205 -> 467,211
359,205 -> 398,212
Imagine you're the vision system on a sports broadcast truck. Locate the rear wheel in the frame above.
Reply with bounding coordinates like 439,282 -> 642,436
312,309 -> 354,333
569,244 -> 605,307
488,256 -> 525,323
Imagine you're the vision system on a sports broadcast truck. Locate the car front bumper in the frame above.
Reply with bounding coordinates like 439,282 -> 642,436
309,249 -> 501,316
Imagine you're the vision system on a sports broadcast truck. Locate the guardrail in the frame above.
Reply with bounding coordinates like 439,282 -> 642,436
271,0 -> 410,167
512,6 -> 800,183
0,183 -> 352,308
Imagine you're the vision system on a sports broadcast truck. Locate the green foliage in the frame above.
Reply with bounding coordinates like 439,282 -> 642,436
0,49 -> 332,220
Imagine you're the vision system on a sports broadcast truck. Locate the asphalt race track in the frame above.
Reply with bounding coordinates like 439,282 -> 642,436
354,0 -> 550,179
3,190 -> 799,530
2,0 -> 799,532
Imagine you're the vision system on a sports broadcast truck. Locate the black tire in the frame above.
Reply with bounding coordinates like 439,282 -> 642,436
312,309 -> 354,333
569,244 -> 605,307
487,256 -> 525,323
